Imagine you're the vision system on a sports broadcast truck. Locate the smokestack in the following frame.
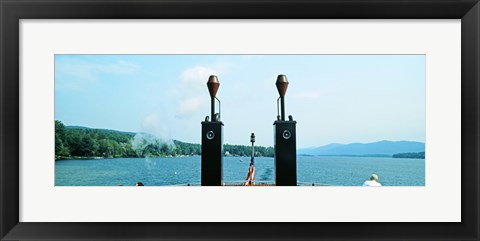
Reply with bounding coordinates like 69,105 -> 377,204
207,75 -> 220,121
202,75 -> 223,186
273,74 -> 296,186
276,74 -> 289,121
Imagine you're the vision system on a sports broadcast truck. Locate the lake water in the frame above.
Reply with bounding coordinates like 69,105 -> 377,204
55,156 -> 425,186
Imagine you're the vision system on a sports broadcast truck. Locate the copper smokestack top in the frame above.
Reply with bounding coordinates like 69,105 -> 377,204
207,75 -> 220,98
276,74 -> 289,98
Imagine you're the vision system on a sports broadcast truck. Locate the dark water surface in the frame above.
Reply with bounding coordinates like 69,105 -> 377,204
55,156 -> 425,186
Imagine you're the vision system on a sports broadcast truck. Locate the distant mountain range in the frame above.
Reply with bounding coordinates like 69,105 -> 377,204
298,140 -> 425,157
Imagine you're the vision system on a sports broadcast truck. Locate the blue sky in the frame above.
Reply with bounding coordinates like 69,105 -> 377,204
55,55 -> 425,148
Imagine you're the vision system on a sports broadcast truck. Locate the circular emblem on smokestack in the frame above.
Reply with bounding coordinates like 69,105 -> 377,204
206,130 -> 215,140
276,74 -> 289,98
207,75 -> 220,98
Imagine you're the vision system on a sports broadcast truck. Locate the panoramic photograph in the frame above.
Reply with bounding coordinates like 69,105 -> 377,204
55,54 -> 425,186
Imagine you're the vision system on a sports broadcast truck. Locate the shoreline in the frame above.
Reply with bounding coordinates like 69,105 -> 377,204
55,155 -> 201,161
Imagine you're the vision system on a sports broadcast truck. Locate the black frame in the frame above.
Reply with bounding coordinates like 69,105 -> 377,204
1,0 -> 478,240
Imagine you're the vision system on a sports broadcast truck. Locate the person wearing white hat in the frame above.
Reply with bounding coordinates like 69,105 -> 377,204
363,173 -> 382,186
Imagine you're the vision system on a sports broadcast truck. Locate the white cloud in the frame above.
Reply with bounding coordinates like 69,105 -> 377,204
56,58 -> 140,91
174,64 -> 226,119
176,96 -> 207,118
57,58 -> 139,81
180,66 -> 218,87
95,59 -> 139,74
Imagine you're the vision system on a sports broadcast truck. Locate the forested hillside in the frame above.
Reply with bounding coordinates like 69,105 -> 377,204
55,120 -> 274,160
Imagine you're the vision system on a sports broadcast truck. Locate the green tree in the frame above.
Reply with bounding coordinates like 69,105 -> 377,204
79,136 -> 99,157
55,120 -> 70,157
98,139 -> 114,157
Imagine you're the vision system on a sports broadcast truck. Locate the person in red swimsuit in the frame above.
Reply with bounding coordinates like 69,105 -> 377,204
244,157 -> 255,186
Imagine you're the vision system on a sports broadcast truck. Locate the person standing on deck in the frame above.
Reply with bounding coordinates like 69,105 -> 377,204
244,157 -> 255,186
363,173 -> 382,186
244,133 -> 256,186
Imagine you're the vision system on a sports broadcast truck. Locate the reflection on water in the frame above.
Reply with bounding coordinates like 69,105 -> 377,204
259,167 -> 274,181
